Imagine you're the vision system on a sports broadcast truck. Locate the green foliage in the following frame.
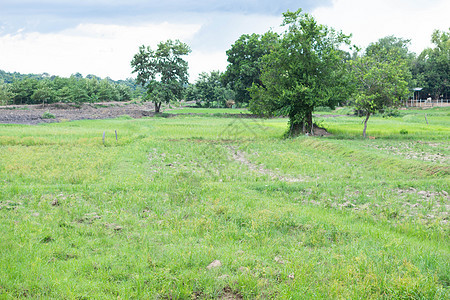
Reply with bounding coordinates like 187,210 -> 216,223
41,111 -> 56,119
0,71 -> 134,105
131,40 -> 191,113
412,29 -> 450,99
31,81 -> 55,106
249,9 -> 352,136
381,107 -> 401,118
185,71 -> 235,107
223,32 -> 279,104
349,36 -> 412,137
314,106 -> 333,112
366,35 -> 415,64
0,83 -> 14,105
10,78 -> 39,105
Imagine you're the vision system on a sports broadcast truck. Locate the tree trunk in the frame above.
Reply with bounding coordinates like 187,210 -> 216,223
288,110 -> 314,137
154,101 -> 161,113
290,122 -> 302,137
308,111 -> 314,135
363,112 -> 370,138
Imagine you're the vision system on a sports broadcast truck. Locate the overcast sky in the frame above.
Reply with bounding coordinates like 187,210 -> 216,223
0,0 -> 448,81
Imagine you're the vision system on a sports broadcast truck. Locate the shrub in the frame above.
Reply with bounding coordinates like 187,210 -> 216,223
382,107 -> 401,118
400,129 -> 408,135
42,111 -> 55,119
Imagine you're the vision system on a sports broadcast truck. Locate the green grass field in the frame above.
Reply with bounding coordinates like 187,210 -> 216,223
0,108 -> 449,299
167,107 -> 251,115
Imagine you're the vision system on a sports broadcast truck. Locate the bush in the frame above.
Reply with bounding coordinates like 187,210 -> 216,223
382,107 -> 401,118
400,129 -> 408,135
42,111 -> 55,119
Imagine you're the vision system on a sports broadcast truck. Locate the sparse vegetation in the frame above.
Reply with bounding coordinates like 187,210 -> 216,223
41,111 -> 55,119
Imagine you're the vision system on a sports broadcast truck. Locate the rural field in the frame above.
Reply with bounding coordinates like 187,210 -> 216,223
0,107 -> 449,299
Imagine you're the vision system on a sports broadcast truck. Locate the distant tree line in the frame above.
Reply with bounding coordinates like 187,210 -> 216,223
0,71 -> 145,106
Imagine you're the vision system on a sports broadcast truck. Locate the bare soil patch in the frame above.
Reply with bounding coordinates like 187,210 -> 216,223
366,141 -> 449,164
0,102 -> 156,125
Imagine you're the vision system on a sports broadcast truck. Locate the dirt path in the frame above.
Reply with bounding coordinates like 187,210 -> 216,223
226,145 -> 306,182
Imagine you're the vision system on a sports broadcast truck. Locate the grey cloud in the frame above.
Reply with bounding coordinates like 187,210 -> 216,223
0,0 -> 331,34
2,1 -> 331,15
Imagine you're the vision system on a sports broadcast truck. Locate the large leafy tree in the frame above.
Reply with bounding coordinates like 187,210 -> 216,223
131,40 -> 191,113
350,41 -> 411,138
412,29 -> 450,99
249,9 -> 351,136
223,32 -> 279,105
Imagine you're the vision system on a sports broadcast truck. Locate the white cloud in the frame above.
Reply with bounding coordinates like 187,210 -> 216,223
0,22 -> 202,80
312,0 -> 450,54
0,12 -> 283,81
187,50 -> 229,81
1,1 -> 447,82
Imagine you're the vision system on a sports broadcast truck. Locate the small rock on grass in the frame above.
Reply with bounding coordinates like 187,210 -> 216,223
274,256 -> 286,264
207,260 -> 222,269
105,223 -> 123,231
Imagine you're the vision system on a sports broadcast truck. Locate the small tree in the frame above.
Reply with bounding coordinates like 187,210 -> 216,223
131,40 -> 191,113
31,85 -> 55,107
350,41 -> 411,138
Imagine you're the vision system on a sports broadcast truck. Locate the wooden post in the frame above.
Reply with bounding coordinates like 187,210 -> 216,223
102,131 -> 106,145
115,130 -> 118,141
424,114 -> 428,125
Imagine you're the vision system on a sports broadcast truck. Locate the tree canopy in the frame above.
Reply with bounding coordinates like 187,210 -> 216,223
412,29 -> 450,100
222,32 -> 279,105
131,40 -> 191,113
249,9 -> 352,136
185,71 -> 235,107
